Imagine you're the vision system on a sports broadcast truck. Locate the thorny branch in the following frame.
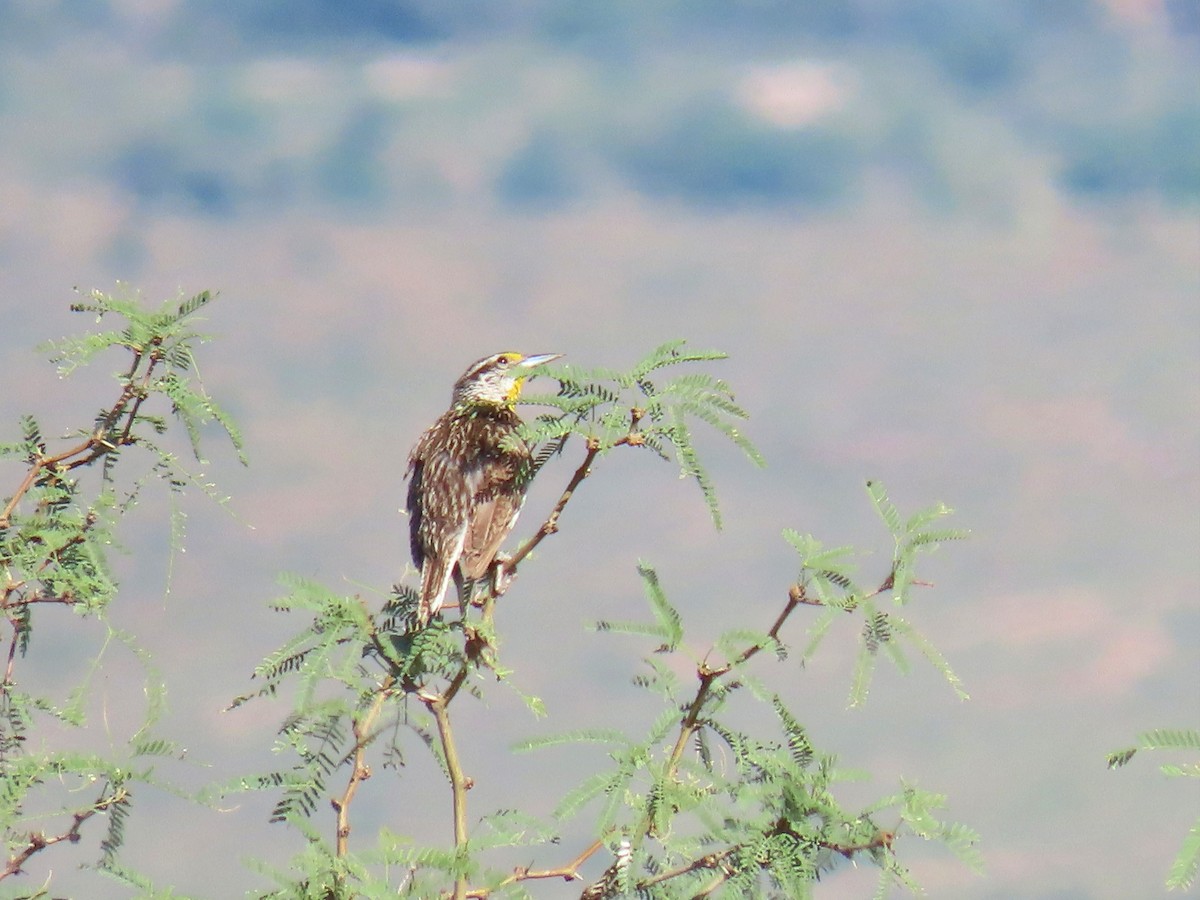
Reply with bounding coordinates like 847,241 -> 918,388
506,409 -> 645,577
332,674 -> 396,858
0,787 -> 128,880
464,838 -> 605,898
421,682 -> 472,900
0,350 -> 164,711
0,340 -> 164,529
635,824 -> 895,897
572,573 -> 905,897
662,581 -> 809,782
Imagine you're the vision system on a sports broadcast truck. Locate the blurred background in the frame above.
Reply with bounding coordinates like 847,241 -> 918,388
0,1 -> 1197,898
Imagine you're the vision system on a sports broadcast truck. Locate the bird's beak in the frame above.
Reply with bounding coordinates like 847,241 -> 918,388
517,353 -> 564,369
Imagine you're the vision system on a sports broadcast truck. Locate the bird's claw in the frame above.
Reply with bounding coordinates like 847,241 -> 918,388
490,554 -> 516,597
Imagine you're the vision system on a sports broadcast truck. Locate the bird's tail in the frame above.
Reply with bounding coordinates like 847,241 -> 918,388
417,557 -> 455,627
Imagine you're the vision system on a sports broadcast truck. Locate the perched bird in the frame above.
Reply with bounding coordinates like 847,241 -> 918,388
405,351 -> 562,626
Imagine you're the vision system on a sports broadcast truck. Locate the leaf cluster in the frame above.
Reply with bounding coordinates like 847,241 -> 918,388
220,573 -> 560,897
0,288 -> 240,890
519,340 -> 765,528
1108,727 -> 1200,890
790,481 -> 969,707
523,547 -> 980,899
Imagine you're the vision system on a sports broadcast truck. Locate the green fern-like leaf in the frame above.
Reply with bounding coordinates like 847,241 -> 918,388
848,635 -> 878,709
176,290 -> 213,319
637,563 -> 683,652
863,610 -> 892,654
890,615 -> 969,700
1140,728 -> 1200,753
1168,815 -> 1200,890
512,729 -> 631,753
99,788 -> 133,868
98,861 -> 200,899
866,480 -> 901,533
772,697 -> 814,770
939,820 -> 986,874
550,768 -> 632,823
631,341 -> 728,378
1108,727 -> 1200,889
521,342 -> 763,528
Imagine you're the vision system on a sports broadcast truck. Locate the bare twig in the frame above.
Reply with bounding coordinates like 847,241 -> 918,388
116,345 -> 162,446
425,690 -> 470,900
464,838 -> 605,898
2,615 -> 20,691
504,438 -> 600,575
332,674 -> 396,857
410,644 -> 476,900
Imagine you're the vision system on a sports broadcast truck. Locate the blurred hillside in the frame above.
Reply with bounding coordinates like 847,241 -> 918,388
1,0 -> 1196,229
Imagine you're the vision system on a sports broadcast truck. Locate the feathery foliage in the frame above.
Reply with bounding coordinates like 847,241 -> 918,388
220,346 -> 981,898
0,288 -> 240,893
520,556 -> 980,898
3,308 -> 991,898
1108,727 -> 1200,890
519,340 -> 765,528
0,289 -> 243,897
789,481 -> 969,707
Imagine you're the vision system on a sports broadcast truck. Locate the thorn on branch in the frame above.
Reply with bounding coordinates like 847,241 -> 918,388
1,788 -> 125,881
464,838 -> 603,898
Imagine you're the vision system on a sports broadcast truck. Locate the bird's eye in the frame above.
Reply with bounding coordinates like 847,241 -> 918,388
497,354 -> 513,368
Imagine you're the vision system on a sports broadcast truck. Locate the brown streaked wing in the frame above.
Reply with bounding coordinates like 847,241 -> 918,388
458,411 -> 530,578
406,416 -> 473,586
459,488 -> 525,579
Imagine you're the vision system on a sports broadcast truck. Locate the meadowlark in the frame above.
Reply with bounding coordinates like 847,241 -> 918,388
405,351 -> 562,626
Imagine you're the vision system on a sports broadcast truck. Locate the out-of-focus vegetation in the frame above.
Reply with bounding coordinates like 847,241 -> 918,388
0,0 -> 1195,217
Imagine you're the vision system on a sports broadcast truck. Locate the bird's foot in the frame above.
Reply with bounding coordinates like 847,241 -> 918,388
490,553 -> 517,597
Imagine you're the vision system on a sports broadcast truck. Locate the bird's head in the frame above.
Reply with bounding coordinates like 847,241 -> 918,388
451,352 -> 563,408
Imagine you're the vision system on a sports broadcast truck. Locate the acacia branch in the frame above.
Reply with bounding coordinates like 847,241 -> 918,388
504,409 -> 645,579
1,788 -> 126,880
505,439 -> 599,575
476,417 -> 645,630
116,345 -> 162,445
663,582 -> 808,778
0,438 -> 93,528
332,674 -> 395,857
464,838 -> 605,898
423,409 -> 648,897
637,846 -> 737,890
424,690 -> 471,900
593,583 -> 811,883
2,614 -> 20,692
625,819 -> 894,896
603,581 -> 901,893
0,348 -> 162,529
412,641 -> 476,899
